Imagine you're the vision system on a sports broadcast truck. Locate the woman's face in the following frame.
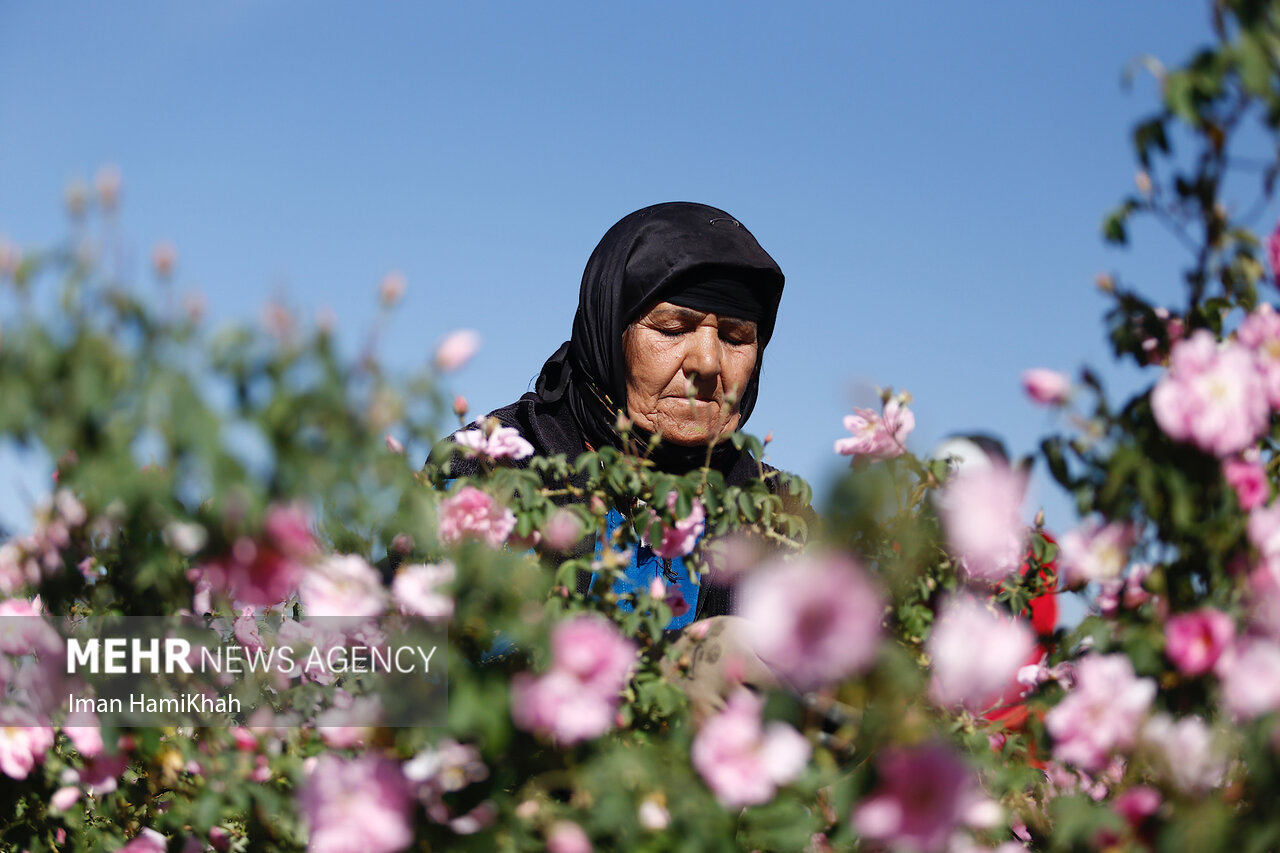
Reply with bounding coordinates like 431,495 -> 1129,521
623,301 -> 759,446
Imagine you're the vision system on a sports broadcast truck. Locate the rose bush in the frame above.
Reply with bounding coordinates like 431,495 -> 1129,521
5,3 -> 1280,850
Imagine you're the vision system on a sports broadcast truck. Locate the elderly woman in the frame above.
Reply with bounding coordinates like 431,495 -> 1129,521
437,201 -> 792,627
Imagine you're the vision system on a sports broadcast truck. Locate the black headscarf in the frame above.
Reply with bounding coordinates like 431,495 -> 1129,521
534,202 -> 785,466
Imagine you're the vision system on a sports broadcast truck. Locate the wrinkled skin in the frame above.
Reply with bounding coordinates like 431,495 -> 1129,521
623,302 -> 758,446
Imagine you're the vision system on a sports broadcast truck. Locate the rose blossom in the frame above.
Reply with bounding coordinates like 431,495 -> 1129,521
1163,608 -> 1234,676
0,597 -> 61,656
297,755 -> 413,853
927,595 -> 1035,713
1238,301 -> 1280,408
1022,368 -> 1071,405
234,607 -> 264,652
737,551 -> 883,691
192,503 -> 316,606
851,741 -> 993,853
1045,654 -> 1155,772
691,689 -> 810,809
1248,501 -> 1280,560
938,464 -> 1026,583
542,508 -> 586,553
63,711 -> 104,758
50,786 -> 80,812
434,329 -> 481,372
300,554 -> 385,625
0,708 -> 54,780
510,669 -> 618,745
454,423 -> 535,461
1150,329 -> 1269,457
1113,785 -> 1161,827
118,829 -> 168,853
1140,714 -> 1225,794
511,615 -> 637,745
437,486 -> 516,548
379,271 -> 406,306
1216,636 -> 1280,719
1057,518 -> 1137,587
546,821 -> 592,853
392,562 -> 455,623
649,492 -> 705,559
1224,455 -> 1269,510
835,397 -> 914,459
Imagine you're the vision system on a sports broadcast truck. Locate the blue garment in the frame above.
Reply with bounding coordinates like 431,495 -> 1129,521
590,508 -> 700,630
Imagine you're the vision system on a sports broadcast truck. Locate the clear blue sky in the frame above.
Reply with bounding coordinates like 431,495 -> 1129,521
0,3 -> 1230,539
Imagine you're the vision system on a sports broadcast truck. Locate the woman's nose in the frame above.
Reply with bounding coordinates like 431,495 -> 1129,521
684,326 -> 722,379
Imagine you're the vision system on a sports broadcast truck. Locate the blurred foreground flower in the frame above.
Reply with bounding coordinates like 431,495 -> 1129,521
190,504 -> 317,607
927,595 -> 1034,714
1022,368 -> 1071,405
1163,607 -> 1234,676
737,551 -> 883,691
298,755 -> 412,853
938,463 -> 1026,583
434,329 -> 480,371
511,615 -> 637,745
851,741 -> 997,853
379,271 -> 406,306
691,689 -> 809,808
392,562 -> 455,623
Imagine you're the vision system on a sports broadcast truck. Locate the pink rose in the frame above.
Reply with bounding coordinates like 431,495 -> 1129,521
938,463 -> 1026,583
1045,654 -> 1155,772
1022,368 -> 1071,405
234,607 -> 264,652
434,329 -> 481,372
1238,302 -> 1280,408
691,689 -> 810,809
437,486 -> 516,548
851,742 -> 989,853
649,493 -> 705,560
546,821 -> 593,853
1058,519 -> 1137,587
1150,330 -> 1269,457
192,503 -> 316,607
1248,501 -> 1280,560
297,755 -> 413,853
1113,785 -> 1161,827
1140,714 -> 1225,794
300,554 -> 386,625
49,786 -> 80,812
379,271 -> 406,306
454,422 -> 535,461
737,551 -> 883,691
510,669 -> 619,745
118,829 -> 168,853
0,708 -> 54,780
1163,608 -> 1234,676
1224,455 -> 1269,510
927,595 -> 1035,713
835,397 -> 914,460
392,562 -> 455,623
1216,636 -> 1280,720
542,508 -> 586,553
511,616 -> 637,745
